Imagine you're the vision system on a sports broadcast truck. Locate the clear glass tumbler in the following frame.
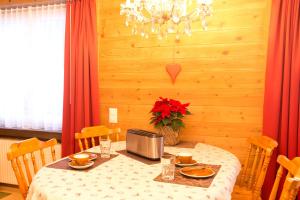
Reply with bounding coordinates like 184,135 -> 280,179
161,154 -> 175,181
100,139 -> 111,158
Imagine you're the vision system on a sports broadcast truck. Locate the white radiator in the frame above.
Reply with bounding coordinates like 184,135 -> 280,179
0,138 -> 61,185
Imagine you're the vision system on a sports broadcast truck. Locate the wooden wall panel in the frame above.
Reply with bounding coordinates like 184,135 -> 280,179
0,0 -> 271,162
97,0 -> 271,162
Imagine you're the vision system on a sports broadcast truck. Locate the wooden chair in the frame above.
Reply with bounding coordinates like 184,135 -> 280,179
269,155 -> 300,200
75,125 -> 121,151
233,135 -> 278,199
7,137 -> 57,199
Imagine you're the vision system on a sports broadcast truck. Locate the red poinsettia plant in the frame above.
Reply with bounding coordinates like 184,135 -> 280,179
150,97 -> 191,131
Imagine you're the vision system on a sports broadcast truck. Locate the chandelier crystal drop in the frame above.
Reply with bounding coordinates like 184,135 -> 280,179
120,0 -> 213,40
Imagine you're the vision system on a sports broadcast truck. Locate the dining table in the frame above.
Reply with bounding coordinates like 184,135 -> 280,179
26,141 -> 241,200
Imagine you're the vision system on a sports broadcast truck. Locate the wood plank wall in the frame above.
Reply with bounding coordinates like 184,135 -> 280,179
97,0 -> 271,161
0,0 -> 272,162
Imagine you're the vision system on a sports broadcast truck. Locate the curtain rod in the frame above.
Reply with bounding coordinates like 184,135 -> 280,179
0,0 -> 67,10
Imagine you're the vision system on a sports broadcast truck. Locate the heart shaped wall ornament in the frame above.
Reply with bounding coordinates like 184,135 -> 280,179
166,63 -> 182,84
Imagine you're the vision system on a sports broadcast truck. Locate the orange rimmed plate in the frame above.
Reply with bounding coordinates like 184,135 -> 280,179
68,160 -> 94,170
179,166 -> 215,178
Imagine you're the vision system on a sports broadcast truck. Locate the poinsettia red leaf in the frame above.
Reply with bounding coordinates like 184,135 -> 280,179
182,103 -> 190,107
150,97 -> 191,130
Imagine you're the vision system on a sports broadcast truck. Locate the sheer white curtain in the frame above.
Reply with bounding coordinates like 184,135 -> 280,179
0,4 -> 65,131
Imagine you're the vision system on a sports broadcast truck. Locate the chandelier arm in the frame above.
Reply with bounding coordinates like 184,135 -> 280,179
120,0 -> 213,39
187,10 -> 199,21
170,1 -> 175,19
143,19 -> 152,24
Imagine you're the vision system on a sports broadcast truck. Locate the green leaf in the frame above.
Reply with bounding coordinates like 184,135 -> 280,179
162,118 -> 171,126
171,119 -> 184,131
150,118 -> 156,124
186,110 -> 191,115
154,112 -> 161,117
154,121 -> 164,129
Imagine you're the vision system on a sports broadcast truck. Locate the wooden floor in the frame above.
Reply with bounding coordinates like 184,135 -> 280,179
0,185 -> 22,200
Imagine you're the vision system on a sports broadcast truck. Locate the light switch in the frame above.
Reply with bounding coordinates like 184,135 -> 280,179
109,108 -> 118,123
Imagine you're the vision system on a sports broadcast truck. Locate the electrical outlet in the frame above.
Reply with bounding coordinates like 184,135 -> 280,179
109,108 -> 118,123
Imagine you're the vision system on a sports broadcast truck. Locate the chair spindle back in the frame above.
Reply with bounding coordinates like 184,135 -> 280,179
269,155 -> 300,200
7,137 -> 57,199
75,125 -> 121,151
239,135 -> 278,199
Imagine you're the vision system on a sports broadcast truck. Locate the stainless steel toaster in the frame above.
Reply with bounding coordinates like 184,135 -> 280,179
126,129 -> 164,160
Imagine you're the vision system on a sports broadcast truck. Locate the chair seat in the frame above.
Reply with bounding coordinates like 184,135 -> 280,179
231,185 -> 262,200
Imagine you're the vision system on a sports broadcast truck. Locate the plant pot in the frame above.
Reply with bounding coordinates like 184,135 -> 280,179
158,126 -> 180,146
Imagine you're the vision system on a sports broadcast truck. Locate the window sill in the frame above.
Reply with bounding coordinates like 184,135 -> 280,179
0,128 -> 61,142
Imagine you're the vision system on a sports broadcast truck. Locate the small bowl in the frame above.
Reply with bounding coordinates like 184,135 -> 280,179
73,153 -> 90,166
177,152 -> 193,164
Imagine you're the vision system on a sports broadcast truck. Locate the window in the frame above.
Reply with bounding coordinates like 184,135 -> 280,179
0,4 -> 65,131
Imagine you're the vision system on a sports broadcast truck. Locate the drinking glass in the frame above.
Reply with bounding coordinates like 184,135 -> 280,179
161,154 -> 175,181
100,139 -> 111,158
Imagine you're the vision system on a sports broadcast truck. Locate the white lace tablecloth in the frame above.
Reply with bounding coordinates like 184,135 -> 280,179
26,141 -> 241,200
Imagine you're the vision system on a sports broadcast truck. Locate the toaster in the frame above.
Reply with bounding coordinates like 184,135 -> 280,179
126,129 -> 164,160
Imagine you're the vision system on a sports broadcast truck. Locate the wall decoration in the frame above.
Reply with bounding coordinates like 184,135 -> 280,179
166,63 -> 181,84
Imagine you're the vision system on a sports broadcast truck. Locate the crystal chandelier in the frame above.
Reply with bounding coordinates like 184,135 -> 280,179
120,0 -> 213,40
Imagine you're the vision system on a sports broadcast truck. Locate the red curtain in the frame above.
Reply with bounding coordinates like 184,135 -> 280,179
62,0 -> 100,157
262,0 -> 300,198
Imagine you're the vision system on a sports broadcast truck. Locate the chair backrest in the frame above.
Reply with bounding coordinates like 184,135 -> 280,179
269,155 -> 300,200
75,125 -> 121,151
7,137 -> 57,199
239,135 -> 278,198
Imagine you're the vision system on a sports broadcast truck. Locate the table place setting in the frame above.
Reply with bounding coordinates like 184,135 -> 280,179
154,151 -> 222,188
47,139 -> 118,171
68,153 -> 96,170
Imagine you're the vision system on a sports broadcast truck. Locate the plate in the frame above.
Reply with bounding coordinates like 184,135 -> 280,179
68,160 -> 94,169
179,166 -> 215,178
86,152 -> 97,160
175,159 -> 198,167
69,152 -> 97,161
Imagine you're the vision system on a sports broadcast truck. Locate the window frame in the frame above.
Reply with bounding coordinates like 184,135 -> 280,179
0,128 -> 61,142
